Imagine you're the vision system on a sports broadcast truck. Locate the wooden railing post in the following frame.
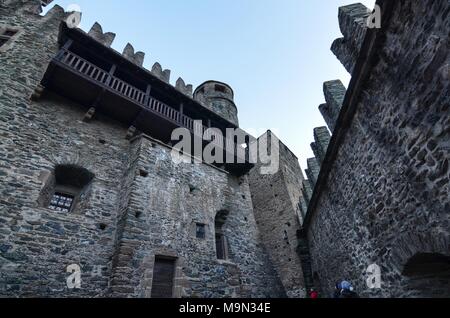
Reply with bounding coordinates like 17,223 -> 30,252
144,85 -> 151,106
179,103 -> 184,124
53,50 -> 250,166
55,39 -> 73,60
105,64 -> 116,87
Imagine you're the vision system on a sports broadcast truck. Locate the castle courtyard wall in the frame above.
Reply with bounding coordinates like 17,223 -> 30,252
305,0 -> 449,298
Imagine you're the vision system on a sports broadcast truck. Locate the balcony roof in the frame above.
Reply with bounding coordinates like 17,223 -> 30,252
57,23 -> 239,130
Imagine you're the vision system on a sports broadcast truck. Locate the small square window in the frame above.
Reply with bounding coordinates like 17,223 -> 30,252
0,29 -> 18,48
3,30 -> 17,37
49,192 -> 74,212
196,223 -> 206,239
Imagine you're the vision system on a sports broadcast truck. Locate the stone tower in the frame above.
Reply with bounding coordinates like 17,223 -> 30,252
194,81 -> 239,127
248,131 -> 308,298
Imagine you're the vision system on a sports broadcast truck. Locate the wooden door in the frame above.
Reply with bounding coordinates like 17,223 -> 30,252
151,257 -> 176,298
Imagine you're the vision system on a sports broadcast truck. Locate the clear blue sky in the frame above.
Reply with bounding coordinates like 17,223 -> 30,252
44,0 -> 375,170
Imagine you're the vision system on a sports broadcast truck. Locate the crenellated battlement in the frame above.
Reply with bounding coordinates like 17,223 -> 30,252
299,4 -> 368,203
176,77 -> 193,96
312,127 -> 331,164
305,158 -> 320,190
319,80 -> 347,133
1,0 -> 55,14
300,179 -> 313,217
88,22 -> 116,47
331,3 -> 371,74
299,3 -> 371,204
76,20 -> 196,97
122,43 -> 145,66
151,62 -> 171,83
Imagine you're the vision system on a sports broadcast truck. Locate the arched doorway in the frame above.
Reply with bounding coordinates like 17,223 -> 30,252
401,253 -> 450,298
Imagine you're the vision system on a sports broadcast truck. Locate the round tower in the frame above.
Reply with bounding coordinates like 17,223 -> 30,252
193,81 -> 239,126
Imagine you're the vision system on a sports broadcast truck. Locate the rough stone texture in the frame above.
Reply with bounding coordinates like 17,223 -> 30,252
300,180 -> 313,219
0,2 -> 287,298
193,81 -> 239,126
312,127 -> 331,164
0,4 -> 130,295
108,135 -> 285,298
2,0 -> 43,15
175,77 -> 193,97
305,158 -> 320,189
151,62 -> 171,84
248,131 -> 307,298
306,0 -> 450,298
88,22 -> 116,48
122,43 -> 145,67
331,3 -> 370,74
319,80 -> 346,133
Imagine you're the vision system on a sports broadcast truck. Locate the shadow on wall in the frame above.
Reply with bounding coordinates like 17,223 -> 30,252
401,253 -> 450,298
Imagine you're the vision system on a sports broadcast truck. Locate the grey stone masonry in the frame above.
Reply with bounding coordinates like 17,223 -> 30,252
151,62 -> 171,83
176,77 -> 193,97
306,0 -> 450,298
0,0 -> 127,293
312,127 -> 331,164
299,179 -> 313,220
193,81 -> 239,126
122,43 -> 145,67
248,131 -> 307,298
310,143 -> 320,166
301,180 -> 313,205
306,158 -> 320,189
320,80 -> 346,132
107,135 -> 285,298
298,195 -> 308,220
331,3 -> 370,73
0,1 -> 286,298
3,0 -> 43,15
88,22 -> 116,47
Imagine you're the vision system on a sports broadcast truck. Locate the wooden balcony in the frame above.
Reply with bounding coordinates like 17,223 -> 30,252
42,48 -> 253,176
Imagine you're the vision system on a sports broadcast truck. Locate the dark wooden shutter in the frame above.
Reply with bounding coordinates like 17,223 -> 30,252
216,234 -> 225,259
151,257 -> 176,298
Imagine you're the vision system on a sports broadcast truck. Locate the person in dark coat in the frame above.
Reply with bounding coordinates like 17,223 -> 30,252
333,281 -> 342,298
338,281 -> 359,298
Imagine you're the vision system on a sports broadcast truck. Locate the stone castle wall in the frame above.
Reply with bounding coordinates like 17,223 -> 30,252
305,0 -> 450,298
110,135 -> 285,298
248,131 -> 307,298
0,1 -> 286,297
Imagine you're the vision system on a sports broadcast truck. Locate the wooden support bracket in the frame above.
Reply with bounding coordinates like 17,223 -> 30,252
83,107 -> 96,122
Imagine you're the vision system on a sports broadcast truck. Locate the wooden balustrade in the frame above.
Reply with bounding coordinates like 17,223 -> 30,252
56,49 -> 247,161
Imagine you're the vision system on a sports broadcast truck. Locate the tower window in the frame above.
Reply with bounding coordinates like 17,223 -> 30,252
0,29 -> 18,48
196,223 -> 206,239
49,192 -> 75,212
215,84 -> 226,93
